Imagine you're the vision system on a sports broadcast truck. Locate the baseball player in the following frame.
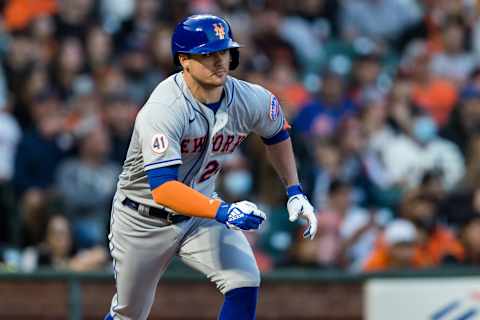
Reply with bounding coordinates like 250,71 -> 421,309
104,14 -> 318,320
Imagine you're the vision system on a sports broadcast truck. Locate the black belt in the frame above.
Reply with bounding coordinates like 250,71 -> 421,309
121,198 -> 190,224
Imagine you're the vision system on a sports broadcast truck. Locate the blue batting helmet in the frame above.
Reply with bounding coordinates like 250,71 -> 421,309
171,14 -> 241,70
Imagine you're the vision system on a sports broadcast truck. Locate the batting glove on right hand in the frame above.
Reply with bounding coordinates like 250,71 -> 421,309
215,201 -> 266,231
286,185 -> 318,240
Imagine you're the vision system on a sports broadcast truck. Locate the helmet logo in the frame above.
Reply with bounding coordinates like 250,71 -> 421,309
213,23 -> 225,40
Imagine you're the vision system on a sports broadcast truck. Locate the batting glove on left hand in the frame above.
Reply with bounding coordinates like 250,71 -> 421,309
286,185 -> 318,240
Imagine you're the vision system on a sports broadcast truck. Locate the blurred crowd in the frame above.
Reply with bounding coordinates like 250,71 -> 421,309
2,0 -> 480,274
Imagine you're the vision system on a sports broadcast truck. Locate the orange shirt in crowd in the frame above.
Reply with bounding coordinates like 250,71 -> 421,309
417,226 -> 464,266
363,246 -> 427,272
267,83 -> 311,119
363,226 -> 464,272
4,0 -> 57,31
412,79 -> 458,127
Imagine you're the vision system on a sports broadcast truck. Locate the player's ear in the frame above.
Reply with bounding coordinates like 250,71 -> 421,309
178,54 -> 190,71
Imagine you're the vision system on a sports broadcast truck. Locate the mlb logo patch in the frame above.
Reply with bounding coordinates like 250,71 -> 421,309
269,95 -> 280,121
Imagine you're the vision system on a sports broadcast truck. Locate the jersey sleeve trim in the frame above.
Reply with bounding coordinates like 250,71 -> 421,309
144,158 -> 182,170
261,128 -> 290,145
261,113 -> 286,139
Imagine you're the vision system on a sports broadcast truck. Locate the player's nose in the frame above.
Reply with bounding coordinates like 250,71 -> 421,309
212,52 -> 223,63
212,51 -> 227,64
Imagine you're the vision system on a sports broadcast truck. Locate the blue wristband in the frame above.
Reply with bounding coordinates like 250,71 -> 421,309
215,202 -> 231,223
287,184 -> 303,198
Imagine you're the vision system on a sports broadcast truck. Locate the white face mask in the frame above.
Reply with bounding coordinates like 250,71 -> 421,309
223,169 -> 253,197
413,116 -> 437,144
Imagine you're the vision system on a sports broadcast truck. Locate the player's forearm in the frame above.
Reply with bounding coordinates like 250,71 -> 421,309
264,137 -> 300,188
152,181 -> 221,218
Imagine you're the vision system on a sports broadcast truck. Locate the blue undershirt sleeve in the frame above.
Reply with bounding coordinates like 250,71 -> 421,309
146,165 -> 179,190
261,129 -> 290,145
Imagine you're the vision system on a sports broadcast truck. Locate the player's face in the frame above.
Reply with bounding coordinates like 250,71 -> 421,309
183,49 -> 231,87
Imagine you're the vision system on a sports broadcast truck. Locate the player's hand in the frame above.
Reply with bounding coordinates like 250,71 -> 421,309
286,186 -> 318,240
215,201 -> 266,231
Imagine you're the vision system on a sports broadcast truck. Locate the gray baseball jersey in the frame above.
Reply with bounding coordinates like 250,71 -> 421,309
117,72 -> 285,208
107,72 -> 286,319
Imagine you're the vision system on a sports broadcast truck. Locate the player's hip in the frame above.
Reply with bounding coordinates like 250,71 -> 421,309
111,190 -> 189,233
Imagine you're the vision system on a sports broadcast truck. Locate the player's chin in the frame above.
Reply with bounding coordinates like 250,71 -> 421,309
209,72 -> 227,86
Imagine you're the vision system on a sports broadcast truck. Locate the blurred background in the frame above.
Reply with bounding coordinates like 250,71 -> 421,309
2,0 -> 480,319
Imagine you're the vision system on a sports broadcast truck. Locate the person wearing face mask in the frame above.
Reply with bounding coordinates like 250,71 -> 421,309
381,113 -> 465,191
217,152 -> 253,202
411,115 -> 465,191
222,168 -> 253,202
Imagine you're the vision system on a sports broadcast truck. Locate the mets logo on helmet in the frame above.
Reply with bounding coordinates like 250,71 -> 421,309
213,23 -> 225,39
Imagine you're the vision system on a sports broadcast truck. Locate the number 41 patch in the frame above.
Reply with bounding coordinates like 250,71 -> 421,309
151,134 -> 169,154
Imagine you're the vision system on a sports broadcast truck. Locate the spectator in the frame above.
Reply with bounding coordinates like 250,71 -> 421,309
64,89 -> 101,135
335,117 -> 368,202
412,115 -> 464,190
51,37 -> 89,100
418,169 -> 447,204
96,65 -> 129,97
442,86 -> 480,155
404,41 -> 458,127
4,30 -> 38,125
114,0 -> 159,54
430,18 -> 476,85
363,219 -> 423,272
422,0 -> 468,54
340,0 -> 421,45
400,192 -> 464,266
264,62 -> 311,120
28,14 -> 57,67
460,134 -> 480,190
55,124 -> 120,248
13,91 -> 69,196
14,90 -> 71,247
102,93 -> 137,164
53,0 -> 96,41
311,138 -> 342,209
449,215 -> 480,266
19,64 -> 51,128
339,204 -> 392,271
4,0 -> 57,32
37,215 -> 108,271
293,71 -> 356,138
119,38 -> 163,105
387,74 -> 416,134
358,93 -> 404,208
85,25 -> 114,76
360,91 -> 396,156
278,1 -> 331,72
349,54 -> 383,104
439,187 -> 480,231
381,114 -> 464,191
150,24 -> 174,76
292,180 -> 349,267
217,152 -> 253,203
100,0 -> 135,33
